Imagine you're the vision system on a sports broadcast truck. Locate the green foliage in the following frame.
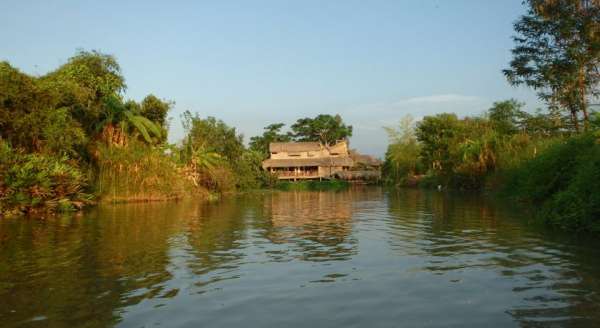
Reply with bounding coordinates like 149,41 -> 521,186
383,115 -> 423,185
95,141 -> 200,202
182,111 -> 244,162
504,133 -> 600,232
488,99 -> 524,135
181,112 -> 273,191
0,141 -> 91,216
0,62 -> 86,155
0,50 -> 211,211
236,150 -> 278,189
504,0 -> 600,131
249,123 -> 292,158
140,94 -> 172,129
290,114 -> 353,145
40,108 -> 88,156
41,50 -> 126,135
383,102 -> 565,190
415,113 -> 463,178
97,95 -> 163,146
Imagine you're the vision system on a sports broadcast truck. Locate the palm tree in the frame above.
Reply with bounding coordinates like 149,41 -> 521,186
96,95 -> 162,146
191,146 -> 222,171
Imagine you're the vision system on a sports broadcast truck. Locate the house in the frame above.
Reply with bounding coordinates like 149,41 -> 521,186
262,141 -> 353,180
334,151 -> 383,181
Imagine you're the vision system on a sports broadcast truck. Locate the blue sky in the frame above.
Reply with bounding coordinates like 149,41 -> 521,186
1,0 -> 540,156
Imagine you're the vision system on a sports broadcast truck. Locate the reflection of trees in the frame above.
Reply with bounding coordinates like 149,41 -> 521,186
259,190 -> 361,262
0,202 -> 190,327
386,189 -> 600,327
2,188 -> 599,327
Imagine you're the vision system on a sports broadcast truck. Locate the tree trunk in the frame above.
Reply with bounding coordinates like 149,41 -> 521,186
570,105 -> 580,133
579,66 -> 589,131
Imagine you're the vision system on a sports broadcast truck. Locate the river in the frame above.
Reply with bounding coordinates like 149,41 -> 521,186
1,187 -> 599,327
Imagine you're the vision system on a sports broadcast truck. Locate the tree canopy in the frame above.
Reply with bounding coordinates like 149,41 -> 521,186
290,114 -> 353,145
503,0 -> 600,131
249,123 -> 292,157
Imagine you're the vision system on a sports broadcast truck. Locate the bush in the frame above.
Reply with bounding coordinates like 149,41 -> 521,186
0,141 -> 91,216
503,134 -> 600,232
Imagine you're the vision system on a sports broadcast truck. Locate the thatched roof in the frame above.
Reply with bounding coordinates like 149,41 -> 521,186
349,150 -> 382,166
263,157 -> 354,168
270,142 -> 321,153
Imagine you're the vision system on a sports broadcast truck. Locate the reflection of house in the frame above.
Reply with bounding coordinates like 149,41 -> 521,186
265,191 -> 354,250
267,191 -> 353,227
262,140 -> 382,181
262,141 -> 353,180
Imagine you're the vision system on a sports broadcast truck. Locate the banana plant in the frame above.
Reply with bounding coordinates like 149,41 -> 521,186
96,95 -> 162,146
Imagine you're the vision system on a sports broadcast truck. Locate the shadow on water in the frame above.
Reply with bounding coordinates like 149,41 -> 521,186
0,186 -> 599,327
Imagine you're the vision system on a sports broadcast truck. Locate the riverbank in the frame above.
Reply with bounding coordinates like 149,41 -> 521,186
384,132 -> 600,233
0,51 -> 274,218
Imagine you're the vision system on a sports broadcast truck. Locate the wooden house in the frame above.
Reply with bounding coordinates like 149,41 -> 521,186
262,141 -> 354,180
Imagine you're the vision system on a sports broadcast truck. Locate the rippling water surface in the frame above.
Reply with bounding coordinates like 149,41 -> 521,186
1,187 -> 600,327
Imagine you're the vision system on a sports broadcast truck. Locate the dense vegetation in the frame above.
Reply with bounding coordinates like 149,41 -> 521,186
0,51 -> 272,216
0,50 -> 200,215
383,0 -> 600,232
0,50 -> 356,216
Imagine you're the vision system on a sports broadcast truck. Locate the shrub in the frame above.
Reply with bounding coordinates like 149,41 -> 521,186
503,134 -> 600,232
0,141 -> 91,216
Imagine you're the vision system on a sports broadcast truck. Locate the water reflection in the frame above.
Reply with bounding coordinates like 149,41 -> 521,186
261,191 -> 357,261
0,202 -> 190,327
386,189 -> 600,327
0,188 -> 599,327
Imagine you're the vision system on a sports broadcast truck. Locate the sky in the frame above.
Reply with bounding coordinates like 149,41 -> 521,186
0,0 -> 542,157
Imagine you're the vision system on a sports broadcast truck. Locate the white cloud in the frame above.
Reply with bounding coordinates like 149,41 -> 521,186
393,94 -> 482,106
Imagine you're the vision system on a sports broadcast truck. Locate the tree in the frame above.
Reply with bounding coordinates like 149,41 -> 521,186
487,99 -> 525,135
416,113 -> 462,176
249,123 -> 292,157
503,0 -> 600,132
383,115 -> 422,183
181,111 -> 272,190
290,114 -> 352,145
140,94 -> 172,128
96,95 -> 163,146
41,50 -> 126,135
0,62 -> 86,155
181,111 -> 245,162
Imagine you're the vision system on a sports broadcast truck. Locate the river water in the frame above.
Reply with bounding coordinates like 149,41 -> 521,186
1,187 -> 599,327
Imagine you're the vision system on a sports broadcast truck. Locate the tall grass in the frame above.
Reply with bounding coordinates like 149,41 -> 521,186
95,141 -> 204,203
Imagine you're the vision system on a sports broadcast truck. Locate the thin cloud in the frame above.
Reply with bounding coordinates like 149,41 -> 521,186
393,94 -> 483,106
